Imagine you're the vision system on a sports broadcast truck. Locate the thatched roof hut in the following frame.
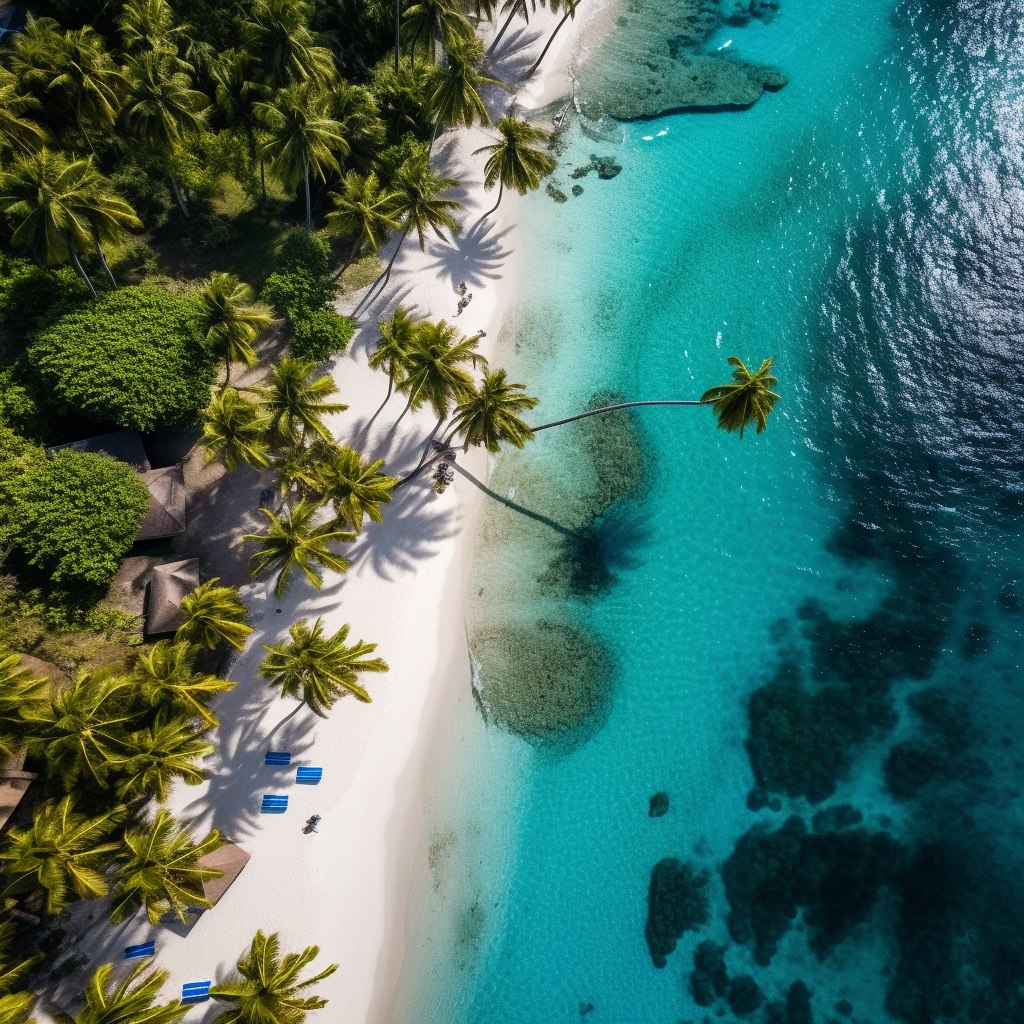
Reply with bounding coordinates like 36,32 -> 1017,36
0,752 -> 37,832
49,429 -> 151,471
199,842 -> 251,906
138,466 -> 187,540
145,558 -> 200,637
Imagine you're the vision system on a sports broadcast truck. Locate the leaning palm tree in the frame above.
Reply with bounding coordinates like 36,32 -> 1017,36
133,640 -> 235,728
699,356 -> 781,437
65,962 -> 186,1024
0,69 -> 48,159
0,797 -> 123,916
109,808 -> 224,925
117,0 -> 190,53
326,171 -> 400,271
526,0 -> 581,78
447,368 -> 538,451
115,714 -> 214,803
175,579 -> 253,652
211,49 -> 269,197
199,273 -> 273,386
211,931 -> 337,1024
202,388 -> 272,471
474,115 -> 555,218
245,500 -> 354,598
261,617 -> 388,715
402,0 -> 473,61
0,651 -> 47,761
366,306 -> 420,425
256,82 -> 348,231
119,48 -> 210,214
313,446 -> 398,530
259,357 -> 348,444
430,35 -> 506,137
240,0 -> 335,90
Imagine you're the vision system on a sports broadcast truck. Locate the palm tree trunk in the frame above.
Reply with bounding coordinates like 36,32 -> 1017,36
532,399 -> 707,432
94,238 -> 117,288
169,173 -> 190,217
221,358 -> 232,392
414,415 -> 447,468
487,0 -> 525,55
260,157 -> 266,201
481,180 -> 504,220
303,158 -> 312,231
363,365 -> 397,436
69,247 -> 97,298
526,6 -> 577,78
353,227 -> 410,316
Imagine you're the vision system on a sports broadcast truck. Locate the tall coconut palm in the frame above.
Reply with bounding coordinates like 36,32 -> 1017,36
313,446 -> 397,530
0,797 -> 122,916
256,82 -> 348,231
245,500 -> 354,598
0,69 -> 48,160
115,715 -> 214,802
119,48 -> 210,214
268,436 -> 330,502
202,389 -> 272,471
699,356 -> 781,437
66,962 -> 186,1024
0,150 -> 99,295
526,0 -> 581,78
199,272 -> 273,385
366,306 -> 420,425
175,579 -> 253,652
402,0 -> 473,61
240,0 -> 335,90
261,617 -> 387,715
474,115 -> 555,217
211,49 -> 269,198
0,651 -> 47,761
23,674 -> 140,791
109,809 -> 224,925
259,357 -> 348,444
0,992 -> 34,1024
487,0 -> 530,55
118,0 -> 190,53
210,931 -> 337,1024
430,35 -> 506,136
448,368 -> 537,451
133,640 -> 235,728
326,171 -> 400,271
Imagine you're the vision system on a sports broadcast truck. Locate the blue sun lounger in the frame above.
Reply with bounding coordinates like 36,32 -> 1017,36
261,794 -> 289,813
265,751 -> 291,767
124,941 -> 155,960
182,981 -> 211,1004
296,766 -> 323,785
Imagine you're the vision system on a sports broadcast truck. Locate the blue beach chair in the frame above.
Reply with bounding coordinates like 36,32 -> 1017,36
181,981 -> 211,1004
296,766 -> 323,785
265,751 -> 291,767
261,794 -> 289,813
124,941 -> 155,960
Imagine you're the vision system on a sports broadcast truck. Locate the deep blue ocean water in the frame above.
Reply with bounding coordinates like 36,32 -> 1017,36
397,1 -> 1024,1021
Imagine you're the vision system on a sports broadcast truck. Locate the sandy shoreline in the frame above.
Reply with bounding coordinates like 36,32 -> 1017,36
41,9 -> 605,1024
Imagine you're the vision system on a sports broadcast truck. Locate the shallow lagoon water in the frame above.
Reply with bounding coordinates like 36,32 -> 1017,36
397,1 -> 1024,1021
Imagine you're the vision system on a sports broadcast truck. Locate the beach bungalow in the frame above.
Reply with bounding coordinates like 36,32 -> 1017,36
0,752 -> 37,834
145,558 -> 200,637
198,842 -> 251,908
50,429 -> 152,472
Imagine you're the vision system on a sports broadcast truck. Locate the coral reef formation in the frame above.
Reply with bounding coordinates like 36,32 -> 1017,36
644,858 -> 710,967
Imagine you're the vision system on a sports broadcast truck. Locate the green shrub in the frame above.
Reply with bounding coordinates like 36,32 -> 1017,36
9,450 -> 150,593
0,367 -> 45,441
0,256 -> 88,330
262,268 -> 332,322
111,160 -> 173,231
291,309 -> 356,360
276,230 -> 331,278
28,286 -> 216,432
0,423 -> 43,545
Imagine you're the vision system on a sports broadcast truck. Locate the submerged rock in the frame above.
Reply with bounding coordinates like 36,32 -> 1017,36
690,940 -> 729,1005
727,976 -> 764,1016
545,182 -> 568,203
649,791 -> 670,817
644,858 -> 711,968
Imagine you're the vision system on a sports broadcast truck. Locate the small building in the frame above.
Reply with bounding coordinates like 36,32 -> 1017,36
138,466 -> 187,541
145,558 -> 200,637
199,842 -> 251,907
0,752 -> 37,833
49,429 -> 152,472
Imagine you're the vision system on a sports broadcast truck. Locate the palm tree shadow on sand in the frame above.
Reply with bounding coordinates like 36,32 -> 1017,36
425,219 -> 515,290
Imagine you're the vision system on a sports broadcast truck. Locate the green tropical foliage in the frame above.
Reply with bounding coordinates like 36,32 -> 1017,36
700,356 -> 780,437
64,961 -> 186,1024
313,445 -> 398,530
398,319 -> 485,419
199,272 -> 273,385
116,714 -> 214,802
449,368 -> 537,452
474,116 -> 555,216
202,388 -> 272,471
133,640 -> 235,728
0,652 -> 47,761
175,579 -> 253,652
430,35 -> 505,131
259,357 -> 348,443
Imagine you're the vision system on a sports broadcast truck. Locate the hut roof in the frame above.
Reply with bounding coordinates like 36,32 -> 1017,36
0,752 -> 36,832
199,842 -> 251,906
49,430 -> 151,472
145,558 -> 200,636
138,466 -> 187,540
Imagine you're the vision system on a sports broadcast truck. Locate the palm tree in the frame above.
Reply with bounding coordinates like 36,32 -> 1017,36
133,640 -> 235,728
257,82 -> 348,231
115,714 -> 214,802
268,436 -> 330,502
0,797 -> 122,916
326,171 -> 400,271
0,920 -> 42,997
120,48 -> 210,215
210,931 -> 337,1024
259,357 -> 348,444
199,272 -> 273,385
211,49 -> 269,198
313,446 -> 398,530
0,993 -> 34,1024
23,674 -> 140,790
109,809 -> 224,924
240,0 -> 335,90
245,500 -> 354,598
526,0 -> 581,78
175,579 -> 253,651
366,306 -> 420,425
0,150 -> 100,296
0,651 -> 47,761
402,0 -> 473,61
488,0 -> 530,55
202,389 -> 272,471
118,0 -> 190,53
430,35 -> 506,136
474,115 -> 555,218
261,618 -> 387,715
0,69 -> 48,159
699,356 -> 781,436
66,962 -> 186,1024
448,368 -> 537,451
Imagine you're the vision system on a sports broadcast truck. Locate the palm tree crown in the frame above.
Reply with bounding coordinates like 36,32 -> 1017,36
116,714 -> 214,803
391,153 -> 460,249
133,640 -> 235,728
120,48 -> 209,156
259,357 -> 348,444
202,388 -> 272,471
326,171 -> 400,265
0,651 -> 46,761
241,0 -> 335,90
700,356 -> 780,437
199,272 -> 273,382
69,962 -> 186,1024
175,579 -> 253,651
313,446 -> 398,530
474,115 -> 555,216
450,369 -> 538,452
431,35 -> 506,130
399,320 -> 486,419
0,68 -> 48,159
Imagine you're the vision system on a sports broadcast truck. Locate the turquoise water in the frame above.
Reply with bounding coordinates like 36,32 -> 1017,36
400,1 -> 1024,1021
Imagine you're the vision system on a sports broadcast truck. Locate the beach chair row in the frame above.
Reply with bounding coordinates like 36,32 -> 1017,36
261,751 -> 322,813
123,946 -> 210,1004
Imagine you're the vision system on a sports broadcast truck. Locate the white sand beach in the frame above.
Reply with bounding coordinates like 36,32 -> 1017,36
44,9 -> 602,1024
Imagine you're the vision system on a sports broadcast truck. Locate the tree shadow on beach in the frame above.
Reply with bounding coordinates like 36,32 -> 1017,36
486,25 -> 547,86
425,220 -> 515,291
